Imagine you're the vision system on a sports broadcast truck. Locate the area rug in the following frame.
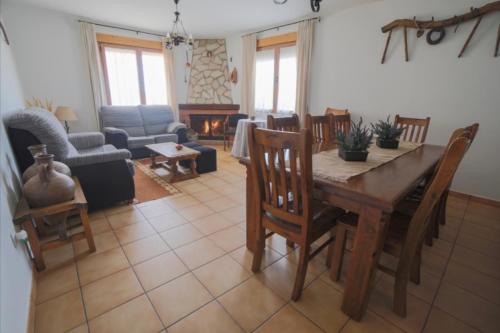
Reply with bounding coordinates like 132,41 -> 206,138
134,158 -> 180,203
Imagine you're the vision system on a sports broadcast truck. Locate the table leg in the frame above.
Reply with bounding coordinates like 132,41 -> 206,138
79,208 -> 96,253
190,158 -> 199,177
22,219 -> 45,271
245,165 -> 257,252
150,153 -> 158,169
341,206 -> 390,321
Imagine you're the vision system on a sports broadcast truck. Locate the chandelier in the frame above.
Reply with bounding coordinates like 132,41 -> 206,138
164,0 -> 193,49
273,0 -> 322,13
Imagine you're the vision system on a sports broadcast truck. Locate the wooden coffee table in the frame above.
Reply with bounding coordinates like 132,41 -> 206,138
146,142 -> 201,183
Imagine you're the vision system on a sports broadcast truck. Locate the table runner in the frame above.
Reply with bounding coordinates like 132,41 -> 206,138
312,141 -> 422,183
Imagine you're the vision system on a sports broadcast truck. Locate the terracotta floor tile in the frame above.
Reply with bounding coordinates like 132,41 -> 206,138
451,245 -> 500,279
160,223 -> 204,248
134,252 -> 188,291
88,295 -> 163,333
122,234 -> 170,265
36,263 -> 79,304
208,225 -> 246,252
136,199 -> 174,219
191,213 -> 234,235
214,184 -> 242,196
200,177 -> 229,189
82,268 -> 143,319
456,232 -> 500,259
368,278 -> 431,333
190,188 -> 223,202
292,279 -> 349,332
178,203 -> 214,221
463,213 -> 500,231
89,217 -> 112,235
444,261 -> 500,305
148,211 -> 188,232
179,182 -> 210,194
257,257 -> 319,300
435,283 -> 500,332
255,304 -> 323,333
74,230 -> 119,256
286,245 -> 330,276
174,238 -> 225,269
422,239 -> 453,259
230,246 -> 282,271
102,203 -> 135,217
148,273 -> 213,327
460,222 -> 500,243
265,233 -> 296,256
342,311 -> 404,333
423,307 -> 480,333
164,194 -> 200,210
107,209 -> 146,230
35,289 -> 85,333
193,255 -> 251,296
421,251 -> 448,277
88,210 -> 106,221
66,323 -> 88,333
218,277 -> 286,332
204,196 -> 239,212
43,243 -> 75,270
378,270 -> 440,304
168,301 -> 243,333
114,222 -> 156,245
77,247 -> 130,285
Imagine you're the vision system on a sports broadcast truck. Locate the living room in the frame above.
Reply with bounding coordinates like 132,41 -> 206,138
1,0 -> 499,332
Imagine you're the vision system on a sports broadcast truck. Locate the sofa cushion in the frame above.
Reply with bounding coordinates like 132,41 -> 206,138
152,134 -> 178,144
100,106 -> 146,137
127,136 -> 155,149
5,107 -> 77,160
64,144 -> 132,167
139,105 -> 175,135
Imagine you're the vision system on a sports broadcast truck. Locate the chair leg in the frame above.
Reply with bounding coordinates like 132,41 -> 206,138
393,273 -> 408,317
410,248 -> 421,285
425,219 -> 434,246
330,226 -> 347,281
251,226 -> 266,272
326,228 -> 336,268
291,244 -> 310,301
439,191 -> 448,226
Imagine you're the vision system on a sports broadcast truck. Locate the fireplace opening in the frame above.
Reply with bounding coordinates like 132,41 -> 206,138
190,115 -> 226,140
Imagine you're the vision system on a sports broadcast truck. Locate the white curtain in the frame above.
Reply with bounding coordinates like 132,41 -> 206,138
295,19 -> 315,125
161,39 -> 179,121
80,22 -> 106,130
241,34 -> 257,117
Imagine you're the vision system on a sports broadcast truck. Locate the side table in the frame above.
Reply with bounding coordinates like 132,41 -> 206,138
13,177 -> 96,271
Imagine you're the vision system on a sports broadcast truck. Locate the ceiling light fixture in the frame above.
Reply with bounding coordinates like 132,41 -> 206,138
165,0 -> 193,49
273,0 -> 322,12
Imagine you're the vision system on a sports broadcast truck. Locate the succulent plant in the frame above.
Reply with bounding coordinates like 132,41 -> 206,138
337,117 -> 373,152
371,116 -> 405,141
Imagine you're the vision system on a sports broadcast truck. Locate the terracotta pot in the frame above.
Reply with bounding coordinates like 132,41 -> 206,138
22,154 -> 75,208
22,144 -> 71,182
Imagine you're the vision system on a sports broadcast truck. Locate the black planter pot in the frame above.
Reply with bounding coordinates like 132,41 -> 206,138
338,148 -> 369,162
376,138 -> 400,149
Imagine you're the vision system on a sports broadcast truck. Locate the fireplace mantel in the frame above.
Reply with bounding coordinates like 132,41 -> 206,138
179,104 -> 240,127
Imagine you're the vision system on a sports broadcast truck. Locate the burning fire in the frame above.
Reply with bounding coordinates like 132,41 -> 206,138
201,119 -> 223,135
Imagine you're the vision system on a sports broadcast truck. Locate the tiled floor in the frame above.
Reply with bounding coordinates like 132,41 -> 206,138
34,146 -> 500,333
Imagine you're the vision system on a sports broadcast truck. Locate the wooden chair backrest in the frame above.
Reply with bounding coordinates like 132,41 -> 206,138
397,132 -> 471,280
394,115 -> 431,143
248,124 -> 313,228
332,114 -> 351,138
267,114 -> 300,132
325,108 -> 349,116
464,123 -> 479,145
305,114 -> 332,144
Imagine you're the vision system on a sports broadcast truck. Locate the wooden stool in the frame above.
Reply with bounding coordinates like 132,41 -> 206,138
13,177 -> 96,271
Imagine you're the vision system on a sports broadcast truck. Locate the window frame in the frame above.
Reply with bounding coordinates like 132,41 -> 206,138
97,33 -> 165,106
256,32 -> 297,113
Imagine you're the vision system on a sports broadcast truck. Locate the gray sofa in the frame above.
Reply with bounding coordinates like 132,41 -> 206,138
101,105 -> 187,159
7,107 -> 135,209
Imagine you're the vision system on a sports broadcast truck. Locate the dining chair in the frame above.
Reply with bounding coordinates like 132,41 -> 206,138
331,113 -> 351,139
325,107 -> 349,116
305,114 -> 333,144
330,131 -> 471,317
267,114 -> 300,132
223,114 -> 248,151
394,115 -> 431,143
248,124 -> 344,301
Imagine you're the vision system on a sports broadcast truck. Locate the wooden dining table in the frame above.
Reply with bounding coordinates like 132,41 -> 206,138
240,143 -> 444,321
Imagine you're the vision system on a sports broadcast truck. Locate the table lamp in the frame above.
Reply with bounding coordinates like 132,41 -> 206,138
55,106 -> 77,133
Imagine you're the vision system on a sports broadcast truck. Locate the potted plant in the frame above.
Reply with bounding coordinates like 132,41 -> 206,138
371,116 -> 405,149
337,117 -> 373,162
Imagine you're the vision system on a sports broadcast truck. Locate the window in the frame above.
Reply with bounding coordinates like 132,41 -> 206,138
255,33 -> 297,113
98,34 -> 168,106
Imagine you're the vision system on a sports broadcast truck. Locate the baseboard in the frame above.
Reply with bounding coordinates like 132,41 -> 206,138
449,190 -> 500,208
27,269 -> 36,333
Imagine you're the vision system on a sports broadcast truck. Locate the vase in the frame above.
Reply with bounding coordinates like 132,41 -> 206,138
376,138 -> 400,149
23,154 -> 76,240
338,148 -> 369,162
22,144 -> 71,182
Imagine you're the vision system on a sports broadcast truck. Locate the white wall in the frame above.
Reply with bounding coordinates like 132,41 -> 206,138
0,9 -> 33,333
228,0 -> 500,201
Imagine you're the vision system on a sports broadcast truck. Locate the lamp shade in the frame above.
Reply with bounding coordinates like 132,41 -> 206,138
55,106 -> 77,121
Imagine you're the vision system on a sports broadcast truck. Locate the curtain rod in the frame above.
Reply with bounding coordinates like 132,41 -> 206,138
242,17 -> 320,37
77,19 -> 165,38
